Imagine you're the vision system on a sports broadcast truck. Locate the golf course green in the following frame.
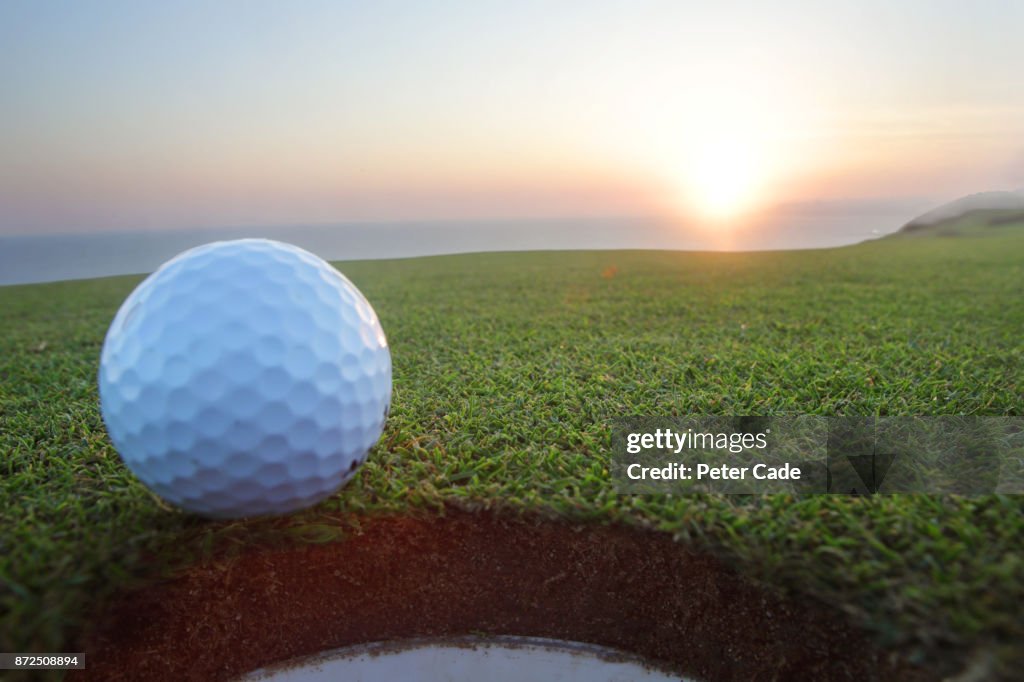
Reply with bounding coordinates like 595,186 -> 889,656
2,224 -> 1022,680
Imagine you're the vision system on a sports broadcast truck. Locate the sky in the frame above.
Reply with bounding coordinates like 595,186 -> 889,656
1,0 -> 1023,236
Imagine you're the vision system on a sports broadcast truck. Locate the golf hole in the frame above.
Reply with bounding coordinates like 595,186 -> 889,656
241,636 -> 688,681
75,509 -> 923,681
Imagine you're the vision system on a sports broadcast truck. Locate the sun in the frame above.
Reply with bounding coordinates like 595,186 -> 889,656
687,135 -> 765,221
632,71 -> 806,225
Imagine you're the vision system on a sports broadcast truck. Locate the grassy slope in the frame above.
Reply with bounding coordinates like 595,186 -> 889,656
2,230 -> 1022,674
896,208 -> 1024,237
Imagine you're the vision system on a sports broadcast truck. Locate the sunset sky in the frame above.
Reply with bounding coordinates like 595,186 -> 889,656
2,1 -> 1023,235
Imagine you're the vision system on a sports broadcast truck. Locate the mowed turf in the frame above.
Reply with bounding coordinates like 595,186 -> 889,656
2,228 -> 1022,676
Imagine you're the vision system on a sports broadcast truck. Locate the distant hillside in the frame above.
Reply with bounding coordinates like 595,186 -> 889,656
899,191 -> 1024,236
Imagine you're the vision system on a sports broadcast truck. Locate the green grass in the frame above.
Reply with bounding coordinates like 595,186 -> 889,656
2,229 -> 1023,676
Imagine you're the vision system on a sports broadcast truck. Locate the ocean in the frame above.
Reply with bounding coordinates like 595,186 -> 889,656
0,212 -> 908,286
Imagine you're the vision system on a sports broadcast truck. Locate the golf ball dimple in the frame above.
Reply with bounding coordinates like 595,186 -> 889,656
99,238 -> 392,519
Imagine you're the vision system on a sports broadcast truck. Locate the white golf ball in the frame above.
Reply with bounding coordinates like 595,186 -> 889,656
98,239 -> 392,518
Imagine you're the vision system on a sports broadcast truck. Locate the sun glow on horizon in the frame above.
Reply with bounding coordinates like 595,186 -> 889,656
686,134 -> 768,221
636,70 -> 804,227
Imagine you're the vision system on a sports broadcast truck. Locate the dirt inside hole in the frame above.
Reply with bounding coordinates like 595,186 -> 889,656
72,509 -> 931,681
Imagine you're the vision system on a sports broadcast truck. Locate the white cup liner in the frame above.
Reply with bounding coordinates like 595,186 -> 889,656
240,635 -> 694,681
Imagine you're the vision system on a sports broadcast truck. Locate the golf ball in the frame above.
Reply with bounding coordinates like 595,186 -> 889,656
98,239 -> 391,518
